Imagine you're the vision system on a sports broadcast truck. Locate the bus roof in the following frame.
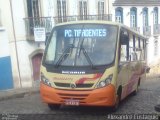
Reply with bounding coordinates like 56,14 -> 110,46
54,20 -> 147,40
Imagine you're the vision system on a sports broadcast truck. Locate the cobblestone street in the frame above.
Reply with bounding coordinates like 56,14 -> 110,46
0,76 -> 159,120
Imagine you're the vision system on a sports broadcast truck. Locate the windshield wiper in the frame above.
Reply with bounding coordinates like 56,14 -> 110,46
55,44 -> 74,67
80,46 -> 96,69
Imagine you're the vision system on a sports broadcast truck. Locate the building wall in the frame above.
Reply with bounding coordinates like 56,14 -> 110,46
11,0 -> 45,88
46,0 -> 112,18
0,0 -> 20,88
0,28 -> 13,90
0,0 -> 45,88
112,5 -> 160,65
15,41 -> 44,87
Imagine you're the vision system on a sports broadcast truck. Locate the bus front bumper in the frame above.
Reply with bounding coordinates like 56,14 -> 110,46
40,83 -> 116,107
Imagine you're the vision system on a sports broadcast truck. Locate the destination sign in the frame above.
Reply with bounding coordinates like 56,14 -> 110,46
64,29 -> 107,37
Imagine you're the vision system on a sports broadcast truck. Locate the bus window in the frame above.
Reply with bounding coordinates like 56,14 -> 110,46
129,34 -> 133,61
133,35 -> 135,51
120,45 -> 127,62
120,29 -> 129,62
139,39 -> 146,61
129,33 -> 139,61
135,36 -> 140,60
130,50 -> 137,61
135,36 -> 139,49
140,38 -> 143,50
138,37 -> 141,48
143,39 -> 145,49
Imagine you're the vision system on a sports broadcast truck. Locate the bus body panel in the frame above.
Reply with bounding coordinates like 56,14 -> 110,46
119,61 -> 145,100
41,65 -> 117,90
40,83 -> 116,106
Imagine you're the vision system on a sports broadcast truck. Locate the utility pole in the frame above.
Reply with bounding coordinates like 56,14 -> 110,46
9,0 -> 22,88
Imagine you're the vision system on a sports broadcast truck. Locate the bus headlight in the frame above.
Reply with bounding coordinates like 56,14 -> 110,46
41,73 -> 52,87
96,74 -> 113,88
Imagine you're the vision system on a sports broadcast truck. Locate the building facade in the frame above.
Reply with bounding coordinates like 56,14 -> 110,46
0,0 -> 112,89
1,0 -> 159,89
0,0 -> 46,89
0,27 -> 13,90
112,0 -> 160,65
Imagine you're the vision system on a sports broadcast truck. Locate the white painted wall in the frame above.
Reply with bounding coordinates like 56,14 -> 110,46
0,9 -> 2,26
0,0 -> 21,88
16,41 -> 44,87
11,0 -> 26,41
42,0 -> 55,17
137,7 -> 143,33
0,0 -> 46,88
123,6 -> 130,26
0,0 -> 14,41
88,0 -> 96,15
68,0 -> 78,16
147,37 -> 154,64
0,28 -> 10,57
10,0 -> 46,87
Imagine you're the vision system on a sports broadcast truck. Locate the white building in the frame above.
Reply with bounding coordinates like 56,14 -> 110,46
112,0 -> 160,65
0,0 -> 112,89
0,0 -> 46,89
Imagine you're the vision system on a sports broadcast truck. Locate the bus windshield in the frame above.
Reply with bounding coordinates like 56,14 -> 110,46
44,24 -> 118,67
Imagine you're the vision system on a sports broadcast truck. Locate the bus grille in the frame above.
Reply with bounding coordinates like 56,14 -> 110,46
57,93 -> 89,102
54,82 -> 94,88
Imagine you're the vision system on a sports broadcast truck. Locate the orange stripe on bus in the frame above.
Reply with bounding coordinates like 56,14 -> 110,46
75,73 -> 102,84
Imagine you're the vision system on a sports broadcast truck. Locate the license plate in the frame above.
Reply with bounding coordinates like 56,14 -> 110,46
65,99 -> 79,106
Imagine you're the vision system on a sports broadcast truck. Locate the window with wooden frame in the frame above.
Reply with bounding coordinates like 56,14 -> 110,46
115,7 -> 123,23
98,0 -> 104,20
26,0 -> 41,34
27,0 -> 41,18
79,0 -> 88,20
57,0 -> 67,22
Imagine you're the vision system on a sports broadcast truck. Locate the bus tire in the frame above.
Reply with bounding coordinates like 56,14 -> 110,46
110,94 -> 120,112
48,104 -> 61,110
132,79 -> 140,95
110,87 -> 122,112
155,104 -> 160,112
132,85 -> 138,95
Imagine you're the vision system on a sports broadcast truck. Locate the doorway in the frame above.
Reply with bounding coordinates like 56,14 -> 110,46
32,53 -> 43,86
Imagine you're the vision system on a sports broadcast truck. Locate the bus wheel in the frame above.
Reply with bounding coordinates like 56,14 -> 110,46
132,82 -> 139,95
111,95 -> 120,112
155,104 -> 160,112
48,104 -> 61,110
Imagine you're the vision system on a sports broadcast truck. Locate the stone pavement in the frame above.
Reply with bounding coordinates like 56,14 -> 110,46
0,87 -> 39,101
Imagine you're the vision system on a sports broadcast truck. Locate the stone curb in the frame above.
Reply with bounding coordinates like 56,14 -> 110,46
0,88 -> 40,101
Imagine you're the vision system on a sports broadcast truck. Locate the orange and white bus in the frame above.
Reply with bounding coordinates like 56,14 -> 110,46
40,21 -> 147,111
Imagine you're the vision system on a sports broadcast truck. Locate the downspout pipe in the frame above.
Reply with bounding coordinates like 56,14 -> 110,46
9,0 -> 22,88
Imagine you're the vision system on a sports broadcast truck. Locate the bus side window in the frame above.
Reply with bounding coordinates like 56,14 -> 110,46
129,34 -> 139,61
120,45 -> 127,62
119,29 -> 129,62
130,52 -> 137,61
